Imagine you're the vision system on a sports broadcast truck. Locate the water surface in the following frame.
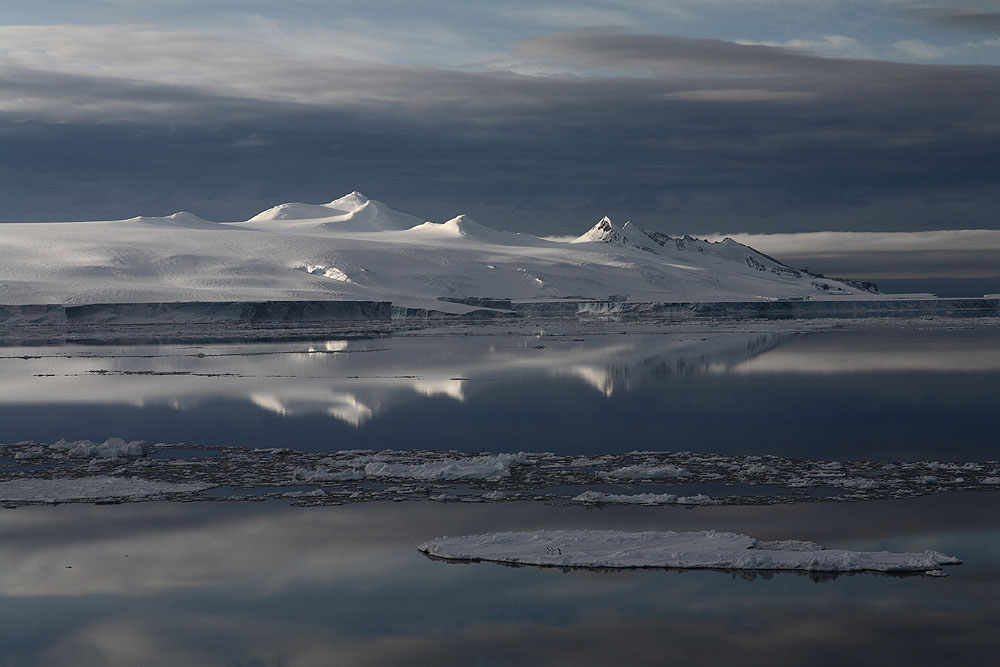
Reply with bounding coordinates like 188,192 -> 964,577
0,323 -> 996,460
1,320 -> 999,665
0,495 -> 997,666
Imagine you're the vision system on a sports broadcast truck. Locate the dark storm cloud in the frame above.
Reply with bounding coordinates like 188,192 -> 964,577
903,9 -> 1000,34
1,29 -> 999,233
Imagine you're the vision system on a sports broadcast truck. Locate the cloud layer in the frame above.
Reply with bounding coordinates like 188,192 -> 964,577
709,230 -> 1000,284
0,23 -> 998,236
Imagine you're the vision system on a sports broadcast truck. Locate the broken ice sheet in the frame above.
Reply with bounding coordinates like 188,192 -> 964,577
3,441 -> 1000,508
0,477 -> 211,503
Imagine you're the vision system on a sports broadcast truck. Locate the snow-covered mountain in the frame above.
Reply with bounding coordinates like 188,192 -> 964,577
0,192 -> 879,308
245,191 -> 422,232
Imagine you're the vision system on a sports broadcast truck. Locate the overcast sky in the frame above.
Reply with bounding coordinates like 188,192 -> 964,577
2,0 -> 999,240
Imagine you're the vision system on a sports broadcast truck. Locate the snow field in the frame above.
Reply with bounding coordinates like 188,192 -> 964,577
0,192 -> 881,308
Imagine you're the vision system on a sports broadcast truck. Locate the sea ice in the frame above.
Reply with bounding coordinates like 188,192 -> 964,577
292,453 -> 525,483
50,437 -> 149,459
598,464 -> 687,480
572,491 -> 718,505
3,440 -> 999,508
418,530 -> 961,574
0,476 -> 211,503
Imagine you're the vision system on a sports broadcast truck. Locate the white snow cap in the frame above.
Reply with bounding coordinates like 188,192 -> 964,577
573,216 -> 627,244
409,214 -> 493,238
246,191 -> 421,231
327,191 -> 370,208
571,217 -> 658,250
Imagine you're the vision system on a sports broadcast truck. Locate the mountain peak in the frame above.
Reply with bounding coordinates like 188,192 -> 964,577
125,211 -> 217,228
245,192 -> 421,231
327,191 -> 370,208
572,216 -> 631,245
408,214 -> 494,239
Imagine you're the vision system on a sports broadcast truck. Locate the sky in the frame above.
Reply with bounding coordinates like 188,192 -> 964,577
1,1 -> 999,249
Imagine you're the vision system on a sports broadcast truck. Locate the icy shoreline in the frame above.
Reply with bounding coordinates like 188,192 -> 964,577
417,529 -> 961,575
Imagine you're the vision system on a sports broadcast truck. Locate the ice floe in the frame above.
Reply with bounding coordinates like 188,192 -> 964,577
418,530 -> 960,575
572,491 -> 718,505
597,464 -> 687,480
50,437 -> 149,459
3,440 -> 1000,508
0,476 -> 210,503
293,453 -> 525,483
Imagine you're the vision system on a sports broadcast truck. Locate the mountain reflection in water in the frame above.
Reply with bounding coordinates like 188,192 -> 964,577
0,323 -> 997,460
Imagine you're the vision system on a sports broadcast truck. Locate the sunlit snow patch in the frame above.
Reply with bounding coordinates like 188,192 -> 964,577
418,530 -> 960,575
296,264 -> 352,282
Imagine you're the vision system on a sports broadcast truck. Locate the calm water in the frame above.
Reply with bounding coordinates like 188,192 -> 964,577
1,496 -> 999,666
1,321 -> 999,665
0,323 -> 997,460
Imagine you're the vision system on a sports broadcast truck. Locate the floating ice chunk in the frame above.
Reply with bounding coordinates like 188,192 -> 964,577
0,476 -> 210,502
418,530 -> 961,574
292,467 -> 366,482
598,464 -> 687,480
294,453 -> 527,483
14,448 -> 45,460
830,477 -> 880,490
49,438 -> 148,459
364,456 -> 512,480
741,464 -> 779,475
573,491 -> 717,505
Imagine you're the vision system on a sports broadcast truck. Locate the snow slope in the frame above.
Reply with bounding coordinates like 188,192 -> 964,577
0,193 -> 882,307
